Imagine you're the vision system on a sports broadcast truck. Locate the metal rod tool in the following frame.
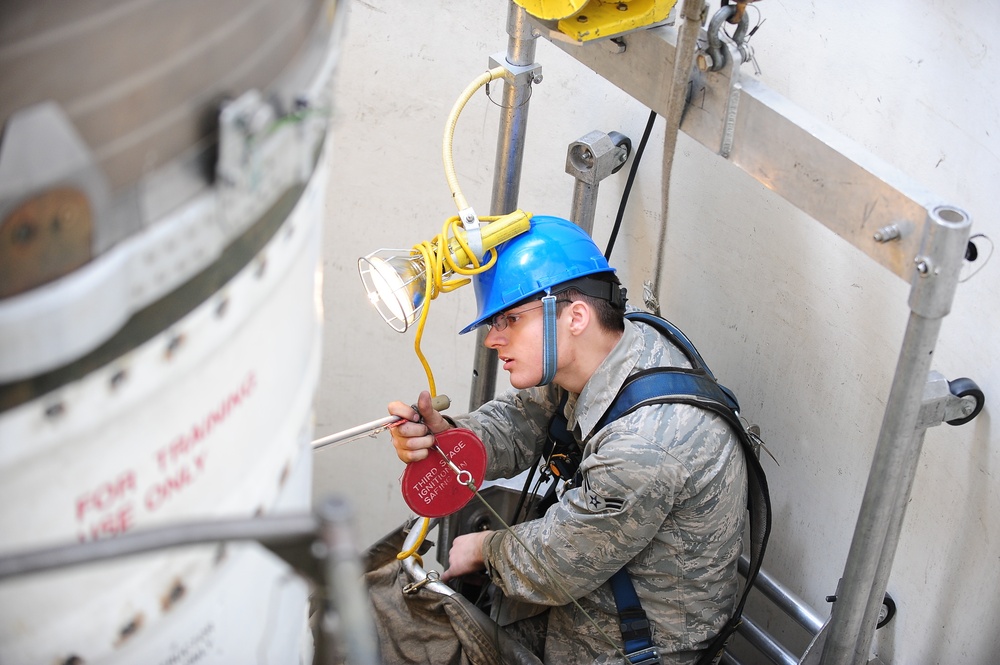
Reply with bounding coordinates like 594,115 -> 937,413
312,395 -> 451,451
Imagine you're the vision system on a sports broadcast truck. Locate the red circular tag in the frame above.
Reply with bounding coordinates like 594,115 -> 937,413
400,428 -> 487,518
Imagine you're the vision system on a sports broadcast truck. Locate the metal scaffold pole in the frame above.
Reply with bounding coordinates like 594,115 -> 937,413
820,205 -> 971,665
469,1 -> 538,410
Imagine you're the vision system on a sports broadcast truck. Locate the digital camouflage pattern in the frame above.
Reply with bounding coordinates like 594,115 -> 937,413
453,316 -> 748,664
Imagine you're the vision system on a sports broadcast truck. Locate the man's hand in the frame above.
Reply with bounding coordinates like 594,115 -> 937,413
441,530 -> 491,582
388,390 -> 452,463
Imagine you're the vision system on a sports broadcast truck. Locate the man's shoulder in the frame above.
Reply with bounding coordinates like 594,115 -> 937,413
626,316 -> 694,371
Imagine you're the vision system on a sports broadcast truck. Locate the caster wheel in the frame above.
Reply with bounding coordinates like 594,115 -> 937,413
946,377 -> 984,426
877,593 -> 896,629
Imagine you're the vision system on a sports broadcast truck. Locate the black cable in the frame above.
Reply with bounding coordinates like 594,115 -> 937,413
604,110 -> 657,261
511,456 -> 541,525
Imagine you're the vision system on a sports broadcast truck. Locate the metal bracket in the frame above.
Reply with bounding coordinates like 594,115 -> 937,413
720,81 -> 742,159
488,52 -> 543,87
694,12 -> 749,159
565,130 -> 631,185
565,130 -> 632,234
919,371 -> 969,429
457,206 -> 484,261
917,371 -> 984,429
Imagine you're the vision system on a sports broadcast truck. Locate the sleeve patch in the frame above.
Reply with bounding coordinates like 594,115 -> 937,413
582,474 -> 625,513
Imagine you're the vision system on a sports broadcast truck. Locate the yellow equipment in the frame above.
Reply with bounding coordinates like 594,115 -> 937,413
515,0 -> 677,42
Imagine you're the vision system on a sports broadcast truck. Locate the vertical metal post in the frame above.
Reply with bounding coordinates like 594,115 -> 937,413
469,1 -> 538,410
820,206 -> 971,665
570,180 -> 600,234
317,497 -> 379,665
565,130 -> 631,235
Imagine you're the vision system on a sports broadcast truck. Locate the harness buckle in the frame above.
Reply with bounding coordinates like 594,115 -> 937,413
618,608 -> 651,643
619,608 -> 658,664
624,646 -> 661,665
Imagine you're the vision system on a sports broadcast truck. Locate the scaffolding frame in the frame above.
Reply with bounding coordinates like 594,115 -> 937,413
469,4 -> 979,664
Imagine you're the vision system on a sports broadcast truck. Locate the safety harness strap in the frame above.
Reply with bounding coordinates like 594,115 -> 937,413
600,366 -> 771,665
597,369 -> 740,431
539,295 -> 559,386
608,313 -> 771,665
610,568 -> 661,664
542,312 -> 771,664
623,311 -> 717,379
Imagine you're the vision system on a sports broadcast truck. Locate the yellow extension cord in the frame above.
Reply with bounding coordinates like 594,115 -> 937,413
390,63 -> 631,665
397,66 -> 529,562
405,63 -> 531,401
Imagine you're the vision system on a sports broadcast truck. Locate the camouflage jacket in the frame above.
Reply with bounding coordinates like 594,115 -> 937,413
452,316 -> 748,664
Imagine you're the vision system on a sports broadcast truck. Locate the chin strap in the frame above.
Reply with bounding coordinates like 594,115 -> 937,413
538,294 -> 559,386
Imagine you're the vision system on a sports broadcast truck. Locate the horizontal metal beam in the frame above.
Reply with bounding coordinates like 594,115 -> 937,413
544,22 -> 949,282
0,514 -> 318,580
739,555 -> 826,636
740,614 -> 799,665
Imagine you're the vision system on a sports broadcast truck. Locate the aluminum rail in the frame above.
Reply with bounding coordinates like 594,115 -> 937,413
533,19 -> 974,665
732,554 -> 826,664
0,515 -> 317,580
400,518 -> 455,596
741,615 -> 799,665
821,206 -> 971,664
0,497 -> 380,665
317,497 -> 381,665
541,21 -> 949,283
739,555 -> 825,637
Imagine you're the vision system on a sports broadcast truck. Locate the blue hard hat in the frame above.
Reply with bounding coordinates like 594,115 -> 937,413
459,215 -> 616,334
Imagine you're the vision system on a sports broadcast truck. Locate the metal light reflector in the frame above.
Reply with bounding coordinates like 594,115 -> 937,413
358,250 -> 427,332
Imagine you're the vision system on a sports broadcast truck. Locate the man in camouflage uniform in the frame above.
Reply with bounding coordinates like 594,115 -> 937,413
390,216 -> 747,664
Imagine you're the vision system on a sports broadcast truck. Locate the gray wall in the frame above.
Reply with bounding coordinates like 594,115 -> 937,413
314,1 -> 999,662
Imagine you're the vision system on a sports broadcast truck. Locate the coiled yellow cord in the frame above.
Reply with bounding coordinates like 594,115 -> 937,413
396,516 -> 430,561
396,67 -> 528,563
409,212 -> 528,397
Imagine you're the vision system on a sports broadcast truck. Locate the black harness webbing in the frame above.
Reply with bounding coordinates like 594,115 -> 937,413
544,312 -> 772,665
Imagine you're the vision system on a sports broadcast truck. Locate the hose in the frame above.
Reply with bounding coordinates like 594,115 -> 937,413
443,66 -> 508,212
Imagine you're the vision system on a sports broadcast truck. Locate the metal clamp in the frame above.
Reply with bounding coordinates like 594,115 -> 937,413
457,206 -> 484,262
488,52 -> 543,87
566,130 -> 632,233
566,130 -> 631,184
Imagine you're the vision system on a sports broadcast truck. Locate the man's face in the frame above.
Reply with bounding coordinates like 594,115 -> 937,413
483,301 -> 550,389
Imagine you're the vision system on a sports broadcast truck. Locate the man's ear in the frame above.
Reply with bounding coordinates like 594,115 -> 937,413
565,300 -> 590,336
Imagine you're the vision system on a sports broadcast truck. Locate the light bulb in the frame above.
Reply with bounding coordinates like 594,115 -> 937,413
358,251 -> 427,332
